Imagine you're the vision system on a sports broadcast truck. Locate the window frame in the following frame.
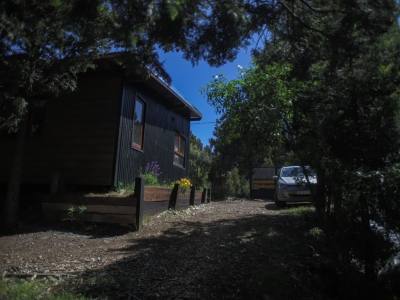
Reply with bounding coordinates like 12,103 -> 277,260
131,96 -> 146,151
173,133 -> 186,168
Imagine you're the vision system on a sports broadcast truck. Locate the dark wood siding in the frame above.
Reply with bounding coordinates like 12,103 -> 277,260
0,72 -> 122,186
114,83 -> 190,186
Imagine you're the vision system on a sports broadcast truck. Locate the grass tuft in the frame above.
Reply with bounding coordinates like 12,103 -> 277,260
0,279 -> 87,300
284,205 -> 314,216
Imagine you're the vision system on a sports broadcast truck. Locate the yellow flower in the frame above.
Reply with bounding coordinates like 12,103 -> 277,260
177,177 -> 192,189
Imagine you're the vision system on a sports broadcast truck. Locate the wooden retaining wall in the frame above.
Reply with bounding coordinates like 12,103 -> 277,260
42,195 -> 137,225
42,178 -> 210,230
143,186 -> 203,216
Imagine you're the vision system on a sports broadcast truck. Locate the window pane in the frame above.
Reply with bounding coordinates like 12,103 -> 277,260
133,98 -> 145,148
174,153 -> 184,166
133,124 -> 143,146
134,100 -> 144,123
173,133 -> 185,167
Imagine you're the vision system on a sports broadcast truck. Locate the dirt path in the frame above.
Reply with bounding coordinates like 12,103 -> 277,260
0,200 -> 323,299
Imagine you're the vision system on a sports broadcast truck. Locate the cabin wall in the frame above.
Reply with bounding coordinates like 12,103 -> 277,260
0,72 -> 122,187
114,83 -> 190,186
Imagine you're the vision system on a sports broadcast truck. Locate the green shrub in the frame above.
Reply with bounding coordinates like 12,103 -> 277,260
224,167 -> 250,198
142,172 -> 159,186
115,182 -> 135,194
0,279 -> 87,300
66,205 -> 87,222
308,226 -> 325,239
142,161 -> 162,186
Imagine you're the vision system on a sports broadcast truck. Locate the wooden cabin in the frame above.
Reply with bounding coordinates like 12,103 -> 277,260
0,60 -> 202,190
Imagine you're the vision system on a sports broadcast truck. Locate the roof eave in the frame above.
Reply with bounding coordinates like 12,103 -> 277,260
149,74 -> 202,121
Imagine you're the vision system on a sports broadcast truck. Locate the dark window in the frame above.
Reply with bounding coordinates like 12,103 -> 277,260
173,133 -> 186,167
132,97 -> 145,150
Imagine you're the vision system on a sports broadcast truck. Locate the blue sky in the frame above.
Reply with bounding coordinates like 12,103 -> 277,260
159,47 -> 254,146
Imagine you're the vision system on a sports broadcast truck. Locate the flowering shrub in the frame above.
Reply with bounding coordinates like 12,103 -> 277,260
143,161 -> 161,186
176,177 -> 192,192
144,161 -> 161,177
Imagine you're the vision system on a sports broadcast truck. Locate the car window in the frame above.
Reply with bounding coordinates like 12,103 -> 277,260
281,166 -> 315,177
281,167 -> 299,177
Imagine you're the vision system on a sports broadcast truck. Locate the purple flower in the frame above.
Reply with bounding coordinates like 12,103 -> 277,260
144,161 -> 161,177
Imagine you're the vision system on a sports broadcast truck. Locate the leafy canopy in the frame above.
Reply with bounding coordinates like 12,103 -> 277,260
206,0 -> 400,288
205,63 -> 301,175
0,0 -> 281,130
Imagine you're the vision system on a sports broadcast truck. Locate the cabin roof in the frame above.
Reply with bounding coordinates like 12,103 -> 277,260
95,54 -> 202,121
143,73 -> 202,121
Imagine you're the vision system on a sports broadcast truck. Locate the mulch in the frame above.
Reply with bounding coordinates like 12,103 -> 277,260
0,200 -> 324,300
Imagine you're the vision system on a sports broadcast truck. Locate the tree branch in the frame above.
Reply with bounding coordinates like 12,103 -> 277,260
297,0 -> 344,14
278,0 -> 327,36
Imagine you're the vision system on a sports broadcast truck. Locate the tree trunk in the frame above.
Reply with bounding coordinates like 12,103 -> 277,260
3,117 -> 28,230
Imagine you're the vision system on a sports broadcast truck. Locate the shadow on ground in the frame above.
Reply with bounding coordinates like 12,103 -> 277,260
0,221 -> 132,239
264,202 -> 313,211
64,204 -> 333,300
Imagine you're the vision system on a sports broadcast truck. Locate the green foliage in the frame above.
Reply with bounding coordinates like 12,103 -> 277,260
189,133 -> 212,188
0,1 -> 106,131
206,63 -> 300,183
142,173 -> 159,186
0,0 -> 275,131
66,206 -> 75,219
380,163 -> 400,231
271,6 -> 400,285
0,279 -> 87,300
225,167 -> 249,198
115,182 -> 135,194
141,161 -> 162,186
308,227 -> 325,239
77,205 -> 87,215
206,0 -> 400,291
66,205 -> 87,222
213,167 -> 249,199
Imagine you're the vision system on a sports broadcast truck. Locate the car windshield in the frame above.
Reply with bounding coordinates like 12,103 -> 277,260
281,166 -> 316,178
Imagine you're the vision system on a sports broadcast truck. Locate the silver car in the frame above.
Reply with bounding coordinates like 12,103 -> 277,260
274,166 -> 317,207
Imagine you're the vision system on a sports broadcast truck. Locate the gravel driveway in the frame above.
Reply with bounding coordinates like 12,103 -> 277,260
0,200 -> 322,300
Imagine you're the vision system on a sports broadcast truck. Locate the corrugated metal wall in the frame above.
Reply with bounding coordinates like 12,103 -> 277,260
114,83 -> 190,186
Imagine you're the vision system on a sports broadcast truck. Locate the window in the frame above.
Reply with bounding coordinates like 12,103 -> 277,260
280,166 -> 316,178
173,133 -> 186,167
132,97 -> 145,150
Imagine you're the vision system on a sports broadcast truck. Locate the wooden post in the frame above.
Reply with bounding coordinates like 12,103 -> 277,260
207,187 -> 212,203
201,188 -> 206,204
169,183 -> 179,210
134,177 -> 144,231
189,185 -> 195,206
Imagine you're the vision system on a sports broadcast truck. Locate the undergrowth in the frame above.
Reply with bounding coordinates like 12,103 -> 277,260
0,279 -> 87,300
